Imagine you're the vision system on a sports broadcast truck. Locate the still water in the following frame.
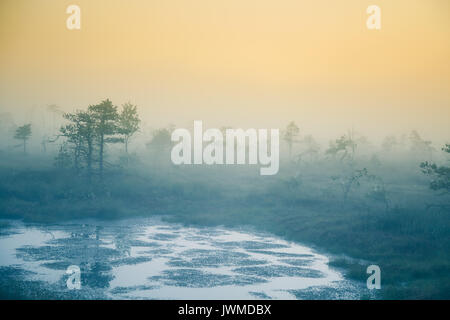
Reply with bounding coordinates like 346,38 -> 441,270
0,218 -> 365,299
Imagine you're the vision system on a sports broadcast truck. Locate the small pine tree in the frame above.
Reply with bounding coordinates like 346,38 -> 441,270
88,99 -> 121,178
283,121 -> 300,159
14,124 -> 32,153
420,144 -> 450,194
118,102 -> 140,153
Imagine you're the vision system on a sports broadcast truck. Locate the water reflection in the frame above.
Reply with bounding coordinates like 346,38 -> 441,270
0,218 -> 365,299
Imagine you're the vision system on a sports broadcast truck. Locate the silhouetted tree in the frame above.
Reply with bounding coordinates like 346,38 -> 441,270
54,142 -> 72,168
118,102 -> 140,153
60,110 -> 95,174
283,121 -> 300,159
88,100 -> 121,178
326,133 -> 357,161
421,144 -> 450,194
331,168 -> 371,203
14,124 -> 32,153
60,112 -> 82,171
79,111 -> 96,175
146,127 -> 173,164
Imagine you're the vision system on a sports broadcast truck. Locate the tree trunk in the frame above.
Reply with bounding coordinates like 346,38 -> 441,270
74,149 -> 78,171
87,139 -> 93,179
99,134 -> 104,179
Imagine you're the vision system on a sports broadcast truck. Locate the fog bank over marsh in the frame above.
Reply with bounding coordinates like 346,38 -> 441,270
0,102 -> 449,299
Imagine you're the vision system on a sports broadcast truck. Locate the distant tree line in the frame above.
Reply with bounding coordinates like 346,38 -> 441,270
9,114 -> 449,199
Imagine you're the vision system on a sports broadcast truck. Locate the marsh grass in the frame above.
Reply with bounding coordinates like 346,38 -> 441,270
0,153 -> 449,299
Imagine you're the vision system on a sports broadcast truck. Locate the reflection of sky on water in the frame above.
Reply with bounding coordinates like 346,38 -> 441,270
0,218 -> 363,299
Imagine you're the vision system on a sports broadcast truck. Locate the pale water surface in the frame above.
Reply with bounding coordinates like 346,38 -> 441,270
0,218 -> 366,299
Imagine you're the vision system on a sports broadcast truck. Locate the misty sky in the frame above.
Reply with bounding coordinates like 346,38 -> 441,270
0,0 -> 449,144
